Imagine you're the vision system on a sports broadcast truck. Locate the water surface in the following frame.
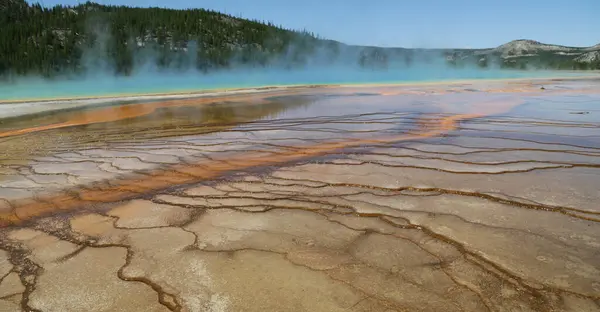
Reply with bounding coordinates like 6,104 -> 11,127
0,66 -> 592,101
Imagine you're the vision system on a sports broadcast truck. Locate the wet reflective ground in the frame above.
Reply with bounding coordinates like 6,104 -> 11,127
0,79 -> 599,312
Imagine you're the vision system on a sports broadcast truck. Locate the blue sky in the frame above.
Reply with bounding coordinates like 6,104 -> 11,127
29,0 -> 600,49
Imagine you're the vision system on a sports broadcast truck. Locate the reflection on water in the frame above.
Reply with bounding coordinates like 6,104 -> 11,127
0,94 -> 314,164
460,93 -> 600,148
511,94 -> 600,121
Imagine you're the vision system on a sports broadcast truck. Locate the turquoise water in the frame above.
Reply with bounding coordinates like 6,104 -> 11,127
0,66 -> 592,101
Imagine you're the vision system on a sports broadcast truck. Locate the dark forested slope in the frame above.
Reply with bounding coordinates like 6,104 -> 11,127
0,0 -> 334,77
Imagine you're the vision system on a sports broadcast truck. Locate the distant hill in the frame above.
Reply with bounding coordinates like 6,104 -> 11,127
1,1 -> 599,79
445,39 -> 600,70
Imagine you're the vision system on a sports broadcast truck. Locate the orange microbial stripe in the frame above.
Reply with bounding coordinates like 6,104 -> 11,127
0,104 -> 156,138
0,90 -> 307,139
1,82 -> 587,139
0,87 -> 527,226
0,99 -> 519,226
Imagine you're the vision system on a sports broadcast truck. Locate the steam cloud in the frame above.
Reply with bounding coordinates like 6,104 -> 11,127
0,5 -> 551,101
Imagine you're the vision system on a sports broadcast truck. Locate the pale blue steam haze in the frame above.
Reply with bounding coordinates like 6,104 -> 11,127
7,0 -> 597,101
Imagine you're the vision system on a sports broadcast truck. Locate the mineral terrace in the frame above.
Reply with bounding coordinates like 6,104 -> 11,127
0,79 -> 599,312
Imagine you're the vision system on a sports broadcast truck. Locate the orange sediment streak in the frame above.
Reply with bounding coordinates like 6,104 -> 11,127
0,90 -> 301,139
0,84 -> 546,139
0,90 -> 525,226
0,112 -> 484,226
0,104 -> 156,138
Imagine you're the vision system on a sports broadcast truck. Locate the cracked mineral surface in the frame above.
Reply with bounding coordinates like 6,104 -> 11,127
0,79 -> 599,311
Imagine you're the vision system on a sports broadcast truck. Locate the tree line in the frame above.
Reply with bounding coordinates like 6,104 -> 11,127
0,0 -> 325,78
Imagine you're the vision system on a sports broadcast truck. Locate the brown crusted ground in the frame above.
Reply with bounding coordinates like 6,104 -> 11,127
0,80 -> 599,312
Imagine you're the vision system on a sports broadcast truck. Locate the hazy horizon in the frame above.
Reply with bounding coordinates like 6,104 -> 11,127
26,0 -> 600,49
4,0 -> 597,101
